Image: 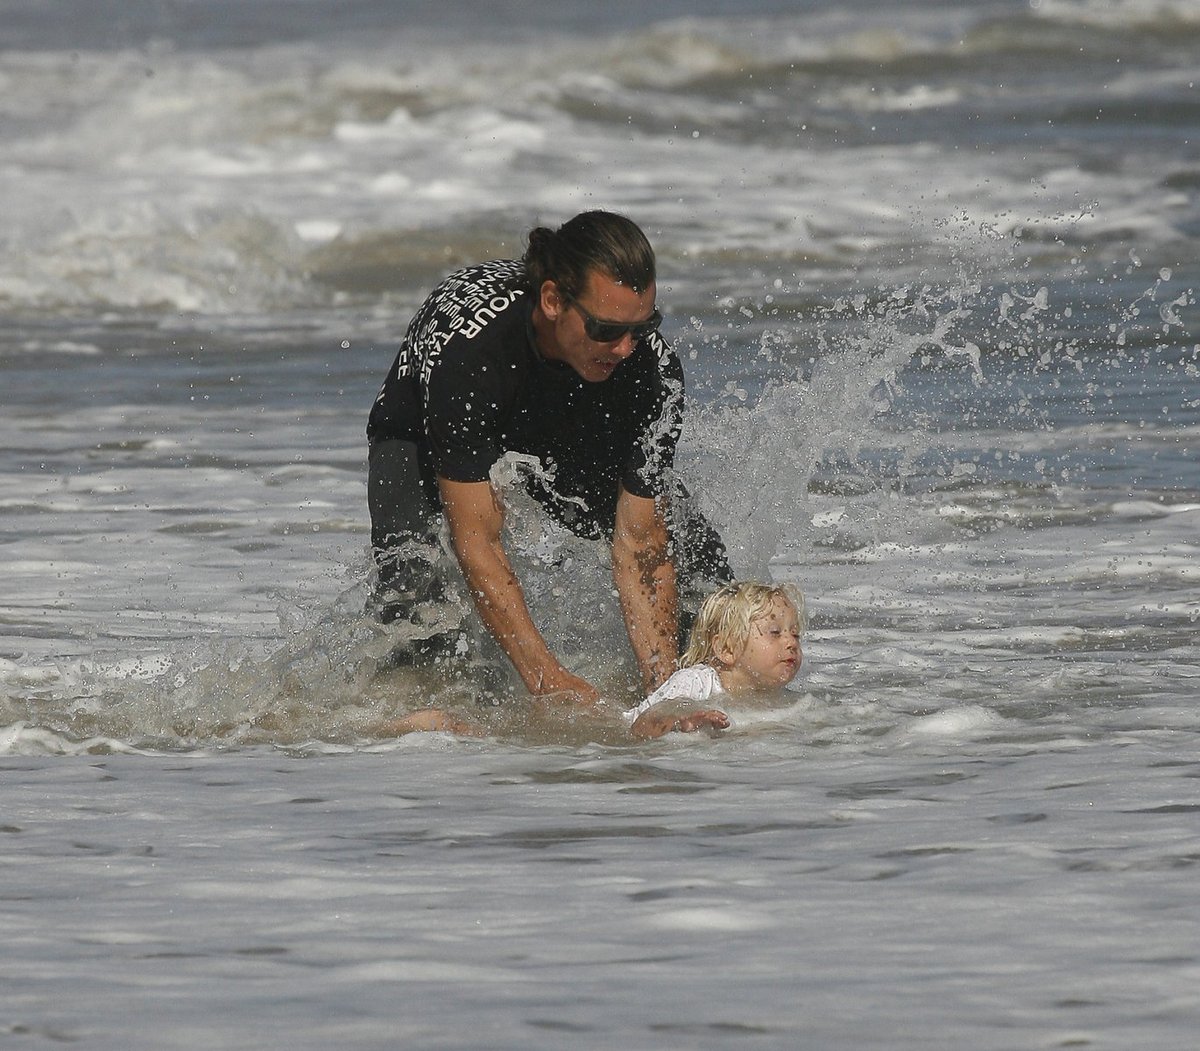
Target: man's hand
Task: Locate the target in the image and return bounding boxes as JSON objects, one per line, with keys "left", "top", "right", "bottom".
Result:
{"left": 532, "top": 665, "right": 600, "bottom": 707}
{"left": 440, "top": 477, "right": 591, "bottom": 700}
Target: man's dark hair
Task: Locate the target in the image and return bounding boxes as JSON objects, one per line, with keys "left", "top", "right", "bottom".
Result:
{"left": 522, "top": 210, "right": 656, "bottom": 299}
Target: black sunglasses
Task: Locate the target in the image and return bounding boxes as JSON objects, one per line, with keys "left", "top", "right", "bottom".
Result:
{"left": 563, "top": 292, "right": 662, "bottom": 344}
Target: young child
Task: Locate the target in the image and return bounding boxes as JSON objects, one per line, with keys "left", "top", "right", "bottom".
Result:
{"left": 625, "top": 581, "right": 805, "bottom": 739}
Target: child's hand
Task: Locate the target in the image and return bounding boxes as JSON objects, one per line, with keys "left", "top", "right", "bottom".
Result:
{"left": 630, "top": 706, "right": 730, "bottom": 740}
{"left": 675, "top": 709, "right": 730, "bottom": 734}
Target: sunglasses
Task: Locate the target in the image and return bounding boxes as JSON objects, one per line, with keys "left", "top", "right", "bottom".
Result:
{"left": 562, "top": 292, "right": 662, "bottom": 344}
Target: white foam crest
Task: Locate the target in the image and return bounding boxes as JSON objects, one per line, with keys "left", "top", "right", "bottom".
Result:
{"left": 1110, "top": 500, "right": 1200, "bottom": 518}
{"left": 1, "top": 16, "right": 1187, "bottom": 314}
{"left": 648, "top": 906, "right": 773, "bottom": 933}
{"left": 1, "top": 200, "right": 310, "bottom": 312}
{"left": 0, "top": 721, "right": 164, "bottom": 757}
{"left": 835, "top": 83, "right": 963, "bottom": 113}
{"left": 12, "top": 339, "right": 102, "bottom": 356}
{"left": 1032, "top": 0, "right": 1200, "bottom": 29}
{"left": 0, "top": 658, "right": 64, "bottom": 689}
{"left": 850, "top": 644, "right": 945, "bottom": 671}
{"left": 1069, "top": 549, "right": 1200, "bottom": 585}
{"left": 677, "top": 688, "right": 816, "bottom": 733}
{"left": 894, "top": 705, "right": 1007, "bottom": 742}
{"left": 610, "top": 11, "right": 972, "bottom": 81}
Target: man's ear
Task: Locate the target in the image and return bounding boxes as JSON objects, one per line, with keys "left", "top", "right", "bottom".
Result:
{"left": 540, "top": 279, "right": 563, "bottom": 320}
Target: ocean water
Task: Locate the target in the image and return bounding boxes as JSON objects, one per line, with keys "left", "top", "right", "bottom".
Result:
{"left": 2, "top": 0, "right": 1199, "bottom": 1047}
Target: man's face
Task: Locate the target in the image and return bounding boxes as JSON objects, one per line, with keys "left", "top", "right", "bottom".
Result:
{"left": 542, "top": 270, "right": 658, "bottom": 383}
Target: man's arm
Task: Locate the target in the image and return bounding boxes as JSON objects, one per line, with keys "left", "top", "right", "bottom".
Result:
{"left": 612, "top": 485, "right": 679, "bottom": 695}
{"left": 438, "top": 477, "right": 598, "bottom": 703}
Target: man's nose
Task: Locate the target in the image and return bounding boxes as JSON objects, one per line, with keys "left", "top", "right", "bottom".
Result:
{"left": 612, "top": 332, "right": 637, "bottom": 357}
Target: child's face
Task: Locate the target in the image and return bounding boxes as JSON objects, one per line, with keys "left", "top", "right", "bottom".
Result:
{"left": 720, "top": 596, "right": 803, "bottom": 693}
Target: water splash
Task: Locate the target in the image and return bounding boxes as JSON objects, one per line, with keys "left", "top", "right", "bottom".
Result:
{"left": 4, "top": 258, "right": 1192, "bottom": 755}
{"left": 684, "top": 280, "right": 986, "bottom": 577}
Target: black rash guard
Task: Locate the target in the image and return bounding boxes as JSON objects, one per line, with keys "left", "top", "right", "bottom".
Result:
{"left": 367, "top": 259, "right": 684, "bottom": 540}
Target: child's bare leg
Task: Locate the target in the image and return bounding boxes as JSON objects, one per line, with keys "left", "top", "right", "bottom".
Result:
{"left": 379, "top": 708, "right": 484, "bottom": 736}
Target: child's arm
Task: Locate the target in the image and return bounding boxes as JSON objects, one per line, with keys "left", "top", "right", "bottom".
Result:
{"left": 630, "top": 707, "right": 730, "bottom": 740}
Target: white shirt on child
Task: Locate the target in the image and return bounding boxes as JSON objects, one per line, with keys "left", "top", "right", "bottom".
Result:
{"left": 623, "top": 664, "right": 724, "bottom": 723}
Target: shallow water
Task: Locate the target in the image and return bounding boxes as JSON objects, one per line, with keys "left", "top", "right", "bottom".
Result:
{"left": 3, "top": 0, "right": 1199, "bottom": 1046}
{"left": 6, "top": 742, "right": 1199, "bottom": 1049}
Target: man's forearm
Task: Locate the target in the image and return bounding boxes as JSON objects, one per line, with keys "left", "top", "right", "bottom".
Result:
{"left": 613, "top": 530, "right": 678, "bottom": 694}
{"left": 440, "top": 476, "right": 595, "bottom": 700}
{"left": 452, "top": 532, "right": 560, "bottom": 692}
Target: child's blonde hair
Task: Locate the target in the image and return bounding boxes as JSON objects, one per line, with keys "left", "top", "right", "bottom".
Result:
{"left": 680, "top": 581, "right": 807, "bottom": 669}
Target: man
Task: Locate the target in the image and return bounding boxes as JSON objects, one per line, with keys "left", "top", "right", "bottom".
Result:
{"left": 367, "top": 210, "right": 730, "bottom": 704}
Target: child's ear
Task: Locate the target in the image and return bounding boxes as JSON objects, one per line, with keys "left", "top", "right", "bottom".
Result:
{"left": 714, "top": 638, "right": 741, "bottom": 668}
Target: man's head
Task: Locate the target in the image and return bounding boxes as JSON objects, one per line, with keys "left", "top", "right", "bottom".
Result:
{"left": 524, "top": 211, "right": 661, "bottom": 383}
{"left": 523, "top": 210, "right": 656, "bottom": 300}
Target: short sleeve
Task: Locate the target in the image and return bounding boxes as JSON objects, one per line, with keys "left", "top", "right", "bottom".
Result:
{"left": 620, "top": 331, "right": 684, "bottom": 498}
{"left": 623, "top": 665, "right": 723, "bottom": 722}
{"left": 423, "top": 343, "right": 511, "bottom": 482}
